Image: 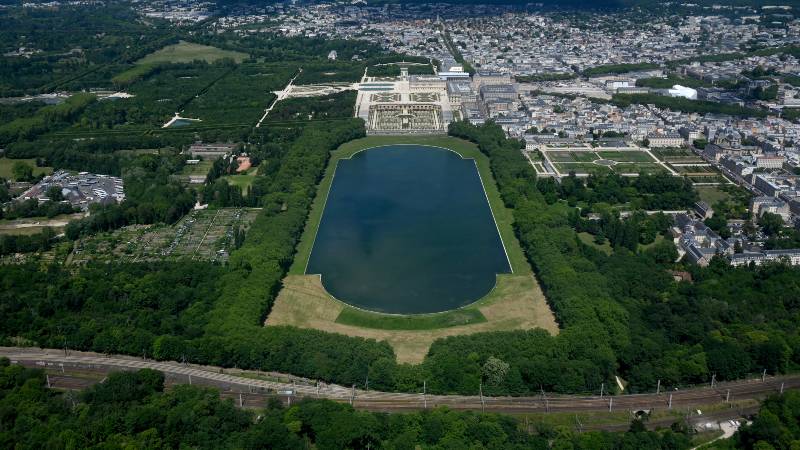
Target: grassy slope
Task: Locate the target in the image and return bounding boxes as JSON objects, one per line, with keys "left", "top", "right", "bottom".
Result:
{"left": 221, "top": 174, "right": 256, "bottom": 193}
{"left": 0, "top": 158, "right": 53, "bottom": 179}
{"left": 137, "top": 41, "right": 248, "bottom": 65}
{"left": 335, "top": 307, "right": 487, "bottom": 330}
{"left": 696, "top": 185, "right": 732, "bottom": 205}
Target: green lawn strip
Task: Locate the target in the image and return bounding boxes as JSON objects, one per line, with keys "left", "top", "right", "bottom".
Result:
{"left": 111, "top": 63, "right": 161, "bottom": 85}
{"left": 136, "top": 41, "right": 248, "bottom": 65}
{"left": 545, "top": 151, "right": 577, "bottom": 162}
{"left": 222, "top": 174, "right": 256, "bottom": 192}
{"left": 554, "top": 162, "right": 612, "bottom": 175}
{"left": 289, "top": 135, "right": 529, "bottom": 275}
{"left": 638, "top": 234, "right": 666, "bottom": 251}
{"left": 577, "top": 231, "right": 613, "bottom": 256}
{"left": 569, "top": 151, "right": 599, "bottom": 162}
{"left": 596, "top": 150, "right": 656, "bottom": 162}
{"left": 613, "top": 163, "right": 664, "bottom": 173}
{"left": 180, "top": 160, "right": 214, "bottom": 177}
{"left": 335, "top": 306, "right": 487, "bottom": 330}
{"left": 0, "top": 225, "right": 60, "bottom": 236}
{"left": 0, "top": 158, "right": 53, "bottom": 179}
{"left": 695, "top": 185, "right": 731, "bottom": 205}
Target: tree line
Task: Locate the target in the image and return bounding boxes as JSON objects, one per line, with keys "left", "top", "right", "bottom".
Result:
{"left": 0, "top": 361, "right": 699, "bottom": 450}
{"left": 4, "top": 359, "right": 797, "bottom": 449}
{"left": 611, "top": 93, "right": 768, "bottom": 118}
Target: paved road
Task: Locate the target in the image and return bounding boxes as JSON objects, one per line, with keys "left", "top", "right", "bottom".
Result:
{"left": 3, "top": 347, "right": 796, "bottom": 415}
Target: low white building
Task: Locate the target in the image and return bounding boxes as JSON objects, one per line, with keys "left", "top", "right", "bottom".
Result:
{"left": 668, "top": 84, "right": 698, "bottom": 100}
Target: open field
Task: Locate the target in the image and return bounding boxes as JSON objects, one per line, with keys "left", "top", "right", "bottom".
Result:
{"left": 577, "top": 231, "right": 612, "bottom": 255}
{"left": 553, "top": 162, "right": 612, "bottom": 175}
{"left": 0, "top": 158, "right": 53, "bottom": 179}
{"left": 596, "top": 150, "right": 656, "bottom": 162}
{"left": 670, "top": 164, "right": 717, "bottom": 176}
{"left": 70, "top": 208, "right": 259, "bottom": 264}
{"left": 222, "top": 168, "right": 258, "bottom": 193}
{"left": 0, "top": 213, "right": 83, "bottom": 237}
{"left": 651, "top": 147, "right": 704, "bottom": 163}
{"left": 542, "top": 148, "right": 671, "bottom": 176}
{"left": 137, "top": 41, "right": 248, "bottom": 65}
{"left": 613, "top": 162, "right": 664, "bottom": 174}
{"left": 179, "top": 159, "right": 214, "bottom": 179}
{"left": 268, "top": 273, "right": 558, "bottom": 364}
{"left": 270, "top": 135, "right": 557, "bottom": 363}
{"left": 696, "top": 185, "right": 732, "bottom": 205}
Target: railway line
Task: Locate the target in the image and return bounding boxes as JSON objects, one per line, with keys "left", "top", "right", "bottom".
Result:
{"left": 3, "top": 346, "right": 795, "bottom": 416}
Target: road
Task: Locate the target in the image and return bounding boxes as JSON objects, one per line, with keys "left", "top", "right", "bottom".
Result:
{"left": 255, "top": 68, "right": 302, "bottom": 128}
{"left": 2, "top": 347, "right": 795, "bottom": 417}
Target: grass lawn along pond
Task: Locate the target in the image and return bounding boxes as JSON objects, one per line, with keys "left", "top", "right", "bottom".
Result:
{"left": 305, "top": 144, "right": 511, "bottom": 314}
{"left": 267, "top": 136, "right": 557, "bottom": 363}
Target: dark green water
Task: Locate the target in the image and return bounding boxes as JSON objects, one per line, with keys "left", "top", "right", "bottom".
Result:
{"left": 306, "top": 144, "right": 511, "bottom": 314}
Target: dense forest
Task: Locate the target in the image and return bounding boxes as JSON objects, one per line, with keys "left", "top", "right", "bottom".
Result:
{"left": 0, "top": 360, "right": 701, "bottom": 449}
{"left": 3, "top": 360, "right": 800, "bottom": 449}
{"left": 582, "top": 62, "right": 659, "bottom": 77}
{"left": 611, "top": 93, "right": 768, "bottom": 118}
{"left": 0, "top": 4, "right": 175, "bottom": 96}
{"left": 267, "top": 91, "right": 357, "bottom": 123}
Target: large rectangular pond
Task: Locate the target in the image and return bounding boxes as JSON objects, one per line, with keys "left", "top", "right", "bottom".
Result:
{"left": 306, "top": 144, "right": 511, "bottom": 314}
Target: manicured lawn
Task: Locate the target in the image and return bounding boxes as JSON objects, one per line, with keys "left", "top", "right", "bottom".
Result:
{"left": 596, "top": 150, "right": 656, "bottom": 162}
{"left": 613, "top": 162, "right": 664, "bottom": 174}
{"left": 268, "top": 272, "right": 558, "bottom": 363}
{"left": 547, "top": 151, "right": 579, "bottom": 162}
{"left": 639, "top": 234, "right": 666, "bottom": 250}
{"left": 577, "top": 232, "right": 613, "bottom": 255}
{"left": 554, "top": 162, "right": 612, "bottom": 175}
{"left": 335, "top": 307, "right": 487, "bottom": 330}
{"left": 696, "top": 185, "right": 731, "bottom": 205}
{"left": 0, "top": 158, "right": 53, "bottom": 180}
{"left": 221, "top": 174, "right": 256, "bottom": 194}
{"left": 137, "top": 41, "right": 248, "bottom": 65}
{"left": 180, "top": 160, "right": 213, "bottom": 177}
{"left": 569, "top": 151, "right": 600, "bottom": 162}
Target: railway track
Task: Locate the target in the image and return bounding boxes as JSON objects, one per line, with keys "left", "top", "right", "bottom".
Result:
{"left": 3, "top": 347, "right": 794, "bottom": 415}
